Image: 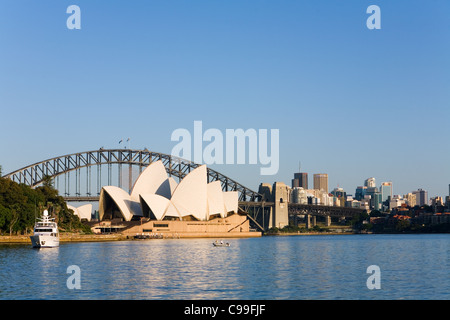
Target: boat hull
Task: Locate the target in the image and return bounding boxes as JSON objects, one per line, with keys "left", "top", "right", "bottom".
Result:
{"left": 30, "top": 235, "right": 59, "bottom": 248}
{"left": 213, "top": 242, "right": 230, "bottom": 247}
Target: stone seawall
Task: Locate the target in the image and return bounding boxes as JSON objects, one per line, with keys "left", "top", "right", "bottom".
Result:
{"left": 0, "top": 234, "right": 127, "bottom": 244}
{"left": 0, "top": 231, "right": 261, "bottom": 244}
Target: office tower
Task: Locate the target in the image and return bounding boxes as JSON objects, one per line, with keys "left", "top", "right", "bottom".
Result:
{"left": 381, "top": 182, "right": 393, "bottom": 203}
{"left": 413, "top": 188, "right": 428, "bottom": 206}
{"left": 373, "top": 192, "right": 382, "bottom": 211}
{"left": 431, "top": 196, "right": 443, "bottom": 207}
{"left": 292, "top": 172, "right": 308, "bottom": 189}
{"left": 355, "top": 186, "right": 367, "bottom": 201}
{"left": 313, "top": 173, "right": 328, "bottom": 193}
{"left": 331, "top": 187, "right": 346, "bottom": 198}
{"left": 366, "top": 187, "right": 378, "bottom": 197}
{"left": 364, "top": 177, "right": 376, "bottom": 188}
{"left": 405, "top": 192, "right": 416, "bottom": 207}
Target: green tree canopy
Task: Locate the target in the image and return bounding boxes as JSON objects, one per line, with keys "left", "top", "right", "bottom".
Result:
{"left": 0, "top": 177, "right": 90, "bottom": 235}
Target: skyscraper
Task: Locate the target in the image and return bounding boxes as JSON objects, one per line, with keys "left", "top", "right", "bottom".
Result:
{"left": 380, "top": 182, "right": 393, "bottom": 203}
{"left": 355, "top": 186, "right": 367, "bottom": 201}
{"left": 373, "top": 192, "right": 382, "bottom": 211}
{"left": 292, "top": 172, "right": 308, "bottom": 189}
{"left": 313, "top": 173, "right": 328, "bottom": 193}
{"left": 413, "top": 189, "right": 428, "bottom": 206}
{"left": 364, "top": 177, "right": 376, "bottom": 188}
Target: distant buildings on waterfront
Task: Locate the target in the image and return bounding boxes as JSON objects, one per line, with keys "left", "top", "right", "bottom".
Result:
{"left": 289, "top": 170, "right": 450, "bottom": 214}
{"left": 291, "top": 172, "right": 308, "bottom": 189}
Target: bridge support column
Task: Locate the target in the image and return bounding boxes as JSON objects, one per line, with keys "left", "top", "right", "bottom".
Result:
{"left": 325, "top": 215, "right": 331, "bottom": 227}
{"left": 267, "top": 182, "right": 289, "bottom": 229}
{"left": 305, "top": 214, "right": 311, "bottom": 229}
{"left": 312, "top": 215, "right": 316, "bottom": 227}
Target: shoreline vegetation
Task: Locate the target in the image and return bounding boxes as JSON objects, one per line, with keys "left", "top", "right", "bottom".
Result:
{"left": 0, "top": 174, "right": 91, "bottom": 236}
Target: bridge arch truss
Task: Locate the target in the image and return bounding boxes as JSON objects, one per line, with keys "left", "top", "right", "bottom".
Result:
{"left": 3, "top": 149, "right": 261, "bottom": 202}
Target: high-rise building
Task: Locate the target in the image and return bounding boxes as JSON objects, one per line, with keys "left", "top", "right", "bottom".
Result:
{"left": 405, "top": 192, "right": 416, "bottom": 207}
{"left": 331, "top": 187, "right": 346, "bottom": 198}
{"left": 313, "top": 174, "right": 328, "bottom": 193}
{"left": 373, "top": 192, "right": 382, "bottom": 211}
{"left": 291, "top": 172, "right": 308, "bottom": 189}
{"left": 364, "top": 177, "right": 376, "bottom": 188}
{"left": 355, "top": 186, "right": 367, "bottom": 201}
{"left": 430, "top": 196, "right": 443, "bottom": 207}
{"left": 381, "top": 182, "right": 393, "bottom": 203}
{"left": 413, "top": 189, "right": 428, "bottom": 206}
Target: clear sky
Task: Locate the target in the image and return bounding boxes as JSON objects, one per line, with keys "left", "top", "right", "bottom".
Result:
{"left": 1, "top": 0, "right": 449, "bottom": 198}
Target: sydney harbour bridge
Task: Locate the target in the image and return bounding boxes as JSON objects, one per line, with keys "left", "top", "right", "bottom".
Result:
{"left": 2, "top": 148, "right": 364, "bottom": 231}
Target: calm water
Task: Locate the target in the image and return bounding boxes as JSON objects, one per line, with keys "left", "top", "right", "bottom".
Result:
{"left": 0, "top": 234, "right": 449, "bottom": 300}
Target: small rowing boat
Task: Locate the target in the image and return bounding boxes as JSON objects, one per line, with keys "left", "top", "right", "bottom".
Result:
{"left": 213, "top": 240, "right": 230, "bottom": 247}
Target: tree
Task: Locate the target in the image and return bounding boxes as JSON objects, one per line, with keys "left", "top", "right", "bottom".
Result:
{"left": 7, "top": 204, "right": 20, "bottom": 236}
{"left": 395, "top": 219, "right": 411, "bottom": 232}
{"left": 0, "top": 205, "right": 8, "bottom": 234}
{"left": 350, "top": 210, "right": 370, "bottom": 231}
{"left": 42, "top": 175, "right": 54, "bottom": 188}
{"left": 370, "top": 210, "right": 383, "bottom": 217}
{"left": 0, "top": 175, "right": 91, "bottom": 234}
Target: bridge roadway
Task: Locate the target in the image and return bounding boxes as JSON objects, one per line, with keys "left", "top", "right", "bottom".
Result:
{"left": 239, "top": 201, "right": 365, "bottom": 218}
{"left": 238, "top": 201, "right": 365, "bottom": 231}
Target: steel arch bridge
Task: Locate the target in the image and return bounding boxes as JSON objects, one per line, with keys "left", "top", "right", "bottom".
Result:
{"left": 2, "top": 148, "right": 261, "bottom": 202}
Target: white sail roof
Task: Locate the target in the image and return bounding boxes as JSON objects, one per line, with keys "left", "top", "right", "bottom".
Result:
{"left": 139, "top": 194, "right": 170, "bottom": 220}
{"left": 68, "top": 204, "right": 92, "bottom": 221}
{"left": 99, "top": 186, "right": 134, "bottom": 221}
{"left": 130, "top": 161, "right": 168, "bottom": 199}
{"left": 207, "top": 181, "right": 226, "bottom": 218}
{"left": 99, "top": 161, "right": 238, "bottom": 221}
{"left": 223, "top": 191, "right": 239, "bottom": 214}
{"left": 170, "top": 165, "right": 208, "bottom": 221}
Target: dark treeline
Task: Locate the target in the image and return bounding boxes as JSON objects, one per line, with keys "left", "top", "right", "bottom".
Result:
{"left": 0, "top": 175, "right": 90, "bottom": 235}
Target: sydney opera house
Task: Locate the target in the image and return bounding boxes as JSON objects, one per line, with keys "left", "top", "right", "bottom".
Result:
{"left": 94, "top": 161, "right": 259, "bottom": 238}
{"left": 68, "top": 204, "right": 92, "bottom": 221}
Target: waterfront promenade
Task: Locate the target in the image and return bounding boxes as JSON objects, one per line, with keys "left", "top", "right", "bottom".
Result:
{"left": 0, "top": 234, "right": 127, "bottom": 244}
{"left": 0, "top": 231, "right": 262, "bottom": 244}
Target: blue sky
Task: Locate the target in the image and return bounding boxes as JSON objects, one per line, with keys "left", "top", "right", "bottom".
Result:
{"left": 1, "top": 0, "right": 449, "bottom": 198}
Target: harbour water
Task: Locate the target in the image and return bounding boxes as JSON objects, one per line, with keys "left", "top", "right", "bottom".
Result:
{"left": 0, "top": 234, "right": 449, "bottom": 300}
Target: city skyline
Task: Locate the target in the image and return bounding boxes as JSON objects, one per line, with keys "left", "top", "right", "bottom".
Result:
{"left": 0, "top": 1, "right": 449, "bottom": 199}
{"left": 291, "top": 170, "right": 443, "bottom": 204}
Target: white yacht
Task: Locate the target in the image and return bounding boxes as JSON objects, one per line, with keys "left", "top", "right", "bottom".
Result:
{"left": 30, "top": 210, "right": 59, "bottom": 248}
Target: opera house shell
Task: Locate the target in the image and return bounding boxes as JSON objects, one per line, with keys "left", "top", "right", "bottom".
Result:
{"left": 68, "top": 204, "right": 92, "bottom": 221}
{"left": 99, "top": 161, "right": 238, "bottom": 222}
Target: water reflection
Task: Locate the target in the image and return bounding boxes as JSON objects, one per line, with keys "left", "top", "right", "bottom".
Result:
{"left": 0, "top": 234, "right": 449, "bottom": 300}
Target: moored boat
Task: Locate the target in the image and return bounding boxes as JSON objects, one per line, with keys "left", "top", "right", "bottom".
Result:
{"left": 30, "top": 210, "right": 59, "bottom": 248}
